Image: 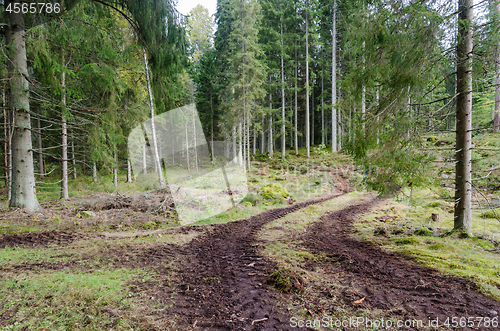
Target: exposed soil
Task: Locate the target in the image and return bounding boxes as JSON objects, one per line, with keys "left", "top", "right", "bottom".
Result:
{"left": 302, "top": 202, "right": 500, "bottom": 330}
{"left": 0, "top": 231, "right": 91, "bottom": 249}
{"left": 2, "top": 196, "right": 500, "bottom": 330}
{"left": 155, "top": 195, "right": 341, "bottom": 331}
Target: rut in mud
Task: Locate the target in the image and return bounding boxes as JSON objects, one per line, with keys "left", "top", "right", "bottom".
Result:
{"left": 302, "top": 203, "right": 500, "bottom": 330}
{"left": 0, "top": 231, "right": 91, "bottom": 249}
{"left": 158, "top": 195, "right": 341, "bottom": 331}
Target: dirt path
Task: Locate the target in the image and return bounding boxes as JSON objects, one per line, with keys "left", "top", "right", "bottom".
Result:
{"left": 159, "top": 195, "right": 341, "bottom": 331}
{"left": 302, "top": 202, "right": 500, "bottom": 330}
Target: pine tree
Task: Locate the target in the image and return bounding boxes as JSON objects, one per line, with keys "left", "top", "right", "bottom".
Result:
{"left": 454, "top": 0, "right": 473, "bottom": 233}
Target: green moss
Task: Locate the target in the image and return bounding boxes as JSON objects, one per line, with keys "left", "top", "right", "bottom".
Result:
{"left": 482, "top": 208, "right": 500, "bottom": 219}
{"left": 260, "top": 183, "right": 290, "bottom": 201}
{"left": 395, "top": 237, "right": 418, "bottom": 245}
{"left": 415, "top": 228, "right": 433, "bottom": 236}
{"left": 143, "top": 221, "right": 157, "bottom": 229}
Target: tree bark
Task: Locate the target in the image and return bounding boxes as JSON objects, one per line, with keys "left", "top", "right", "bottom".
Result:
{"left": 321, "top": 67, "right": 325, "bottom": 145}
{"left": 454, "top": 0, "right": 473, "bottom": 233}
{"left": 143, "top": 49, "right": 166, "bottom": 188}
{"left": 113, "top": 149, "right": 118, "bottom": 188}
{"left": 495, "top": 0, "right": 500, "bottom": 132}
{"left": 142, "top": 143, "right": 147, "bottom": 174}
{"left": 127, "top": 158, "right": 133, "bottom": 183}
{"left": 295, "top": 37, "right": 298, "bottom": 155}
{"left": 268, "top": 86, "right": 273, "bottom": 157}
{"left": 37, "top": 113, "right": 44, "bottom": 179}
{"left": 92, "top": 162, "right": 97, "bottom": 182}
{"left": 71, "top": 132, "right": 76, "bottom": 179}
{"left": 332, "top": 0, "right": 337, "bottom": 152}
{"left": 305, "top": 0, "right": 310, "bottom": 157}
{"left": 3, "top": 85, "right": 10, "bottom": 190}
{"left": 281, "top": 18, "right": 286, "bottom": 158}
{"left": 7, "top": 3, "right": 40, "bottom": 211}
{"left": 61, "top": 50, "right": 69, "bottom": 200}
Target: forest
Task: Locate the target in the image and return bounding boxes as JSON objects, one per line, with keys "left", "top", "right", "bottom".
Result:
{"left": 1, "top": 0, "right": 500, "bottom": 329}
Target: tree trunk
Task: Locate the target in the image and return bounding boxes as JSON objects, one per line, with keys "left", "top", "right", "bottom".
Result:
{"left": 192, "top": 108, "right": 198, "bottom": 171}
{"left": 71, "top": 132, "right": 76, "bottom": 179}
{"left": 127, "top": 158, "right": 133, "bottom": 183}
{"left": 92, "top": 162, "right": 97, "bottom": 183}
{"left": 305, "top": 0, "right": 310, "bottom": 158}
{"left": 295, "top": 37, "right": 299, "bottom": 155}
{"left": 142, "top": 144, "right": 147, "bottom": 174}
{"left": 143, "top": 49, "right": 166, "bottom": 188}
{"left": 210, "top": 86, "right": 215, "bottom": 161}
{"left": 454, "top": 0, "right": 473, "bottom": 233}
{"left": 7, "top": 5, "right": 40, "bottom": 211}
{"left": 361, "top": 41, "right": 366, "bottom": 132}
{"left": 247, "top": 113, "right": 251, "bottom": 170}
{"left": 3, "top": 86, "right": 10, "bottom": 189}
{"left": 321, "top": 67, "right": 325, "bottom": 145}
{"left": 61, "top": 51, "right": 69, "bottom": 200}
{"left": 332, "top": 0, "right": 337, "bottom": 152}
{"left": 253, "top": 125, "right": 256, "bottom": 155}
{"left": 281, "top": 18, "right": 286, "bottom": 158}
{"left": 238, "top": 121, "right": 243, "bottom": 168}
{"left": 113, "top": 149, "right": 118, "bottom": 188}
{"left": 261, "top": 117, "right": 265, "bottom": 154}
{"left": 268, "top": 89, "right": 273, "bottom": 157}
{"left": 233, "top": 126, "right": 237, "bottom": 162}
{"left": 185, "top": 125, "right": 190, "bottom": 171}
{"left": 495, "top": 0, "right": 500, "bottom": 132}
{"left": 36, "top": 112, "right": 44, "bottom": 179}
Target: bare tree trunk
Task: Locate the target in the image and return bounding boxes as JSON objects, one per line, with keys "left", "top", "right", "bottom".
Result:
{"left": 305, "top": 0, "right": 310, "bottom": 157}
{"left": 127, "top": 158, "right": 133, "bottom": 183}
{"left": 142, "top": 144, "right": 147, "bottom": 174}
{"left": 361, "top": 40, "right": 366, "bottom": 132}
{"left": 185, "top": 125, "right": 190, "bottom": 171}
{"left": 37, "top": 120, "right": 44, "bottom": 182}
{"left": 246, "top": 113, "right": 251, "bottom": 170}
{"left": 495, "top": 0, "right": 500, "bottom": 132}
{"left": 192, "top": 109, "right": 198, "bottom": 171}
{"left": 281, "top": 18, "right": 286, "bottom": 158}
{"left": 71, "top": 132, "right": 76, "bottom": 179}
{"left": 253, "top": 125, "right": 256, "bottom": 155}
{"left": 243, "top": 113, "right": 247, "bottom": 172}
{"left": 6, "top": 6, "right": 39, "bottom": 211}
{"left": 376, "top": 87, "right": 380, "bottom": 145}
{"left": 92, "top": 162, "right": 97, "bottom": 182}
{"left": 321, "top": 67, "right": 325, "bottom": 145}
{"left": 454, "top": 0, "right": 473, "bottom": 233}
{"left": 312, "top": 81, "right": 315, "bottom": 146}
{"left": 3, "top": 85, "right": 10, "bottom": 189}
{"left": 61, "top": 51, "right": 69, "bottom": 200}
{"left": 113, "top": 149, "right": 118, "bottom": 188}
{"left": 233, "top": 126, "right": 237, "bottom": 162}
{"left": 268, "top": 87, "right": 274, "bottom": 157}
{"left": 143, "top": 48, "right": 166, "bottom": 188}
{"left": 210, "top": 87, "right": 215, "bottom": 161}
{"left": 261, "top": 118, "right": 265, "bottom": 154}
{"left": 238, "top": 122, "right": 243, "bottom": 168}
{"left": 332, "top": 0, "right": 337, "bottom": 152}
{"left": 295, "top": 37, "right": 298, "bottom": 155}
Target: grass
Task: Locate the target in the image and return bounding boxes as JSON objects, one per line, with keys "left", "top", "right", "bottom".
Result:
{"left": 257, "top": 192, "right": 402, "bottom": 330}
{"left": 0, "top": 268, "right": 142, "bottom": 330}
{"left": 353, "top": 189, "right": 500, "bottom": 301}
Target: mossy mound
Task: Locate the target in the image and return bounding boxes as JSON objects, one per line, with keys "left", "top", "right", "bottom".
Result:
{"left": 260, "top": 183, "right": 290, "bottom": 201}
{"left": 482, "top": 208, "right": 500, "bottom": 219}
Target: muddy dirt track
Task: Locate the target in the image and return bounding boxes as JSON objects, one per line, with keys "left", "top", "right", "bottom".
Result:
{"left": 302, "top": 203, "right": 500, "bottom": 330}
{"left": 158, "top": 195, "right": 340, "bottom": 331}
{"left": 2, "top": 196, "right": 500, "bottom": 330}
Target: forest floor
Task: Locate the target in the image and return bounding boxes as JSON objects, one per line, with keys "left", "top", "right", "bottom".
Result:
{"left": 0, "top": 145, "right": 500, "bottom": 330}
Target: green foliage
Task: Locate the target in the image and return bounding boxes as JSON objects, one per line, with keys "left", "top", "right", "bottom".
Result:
{"left": 482, "top": 208, "right": 500, "bottom": 219}
{"left": 260, "top": 183, "right": 289, "bottom": 201}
